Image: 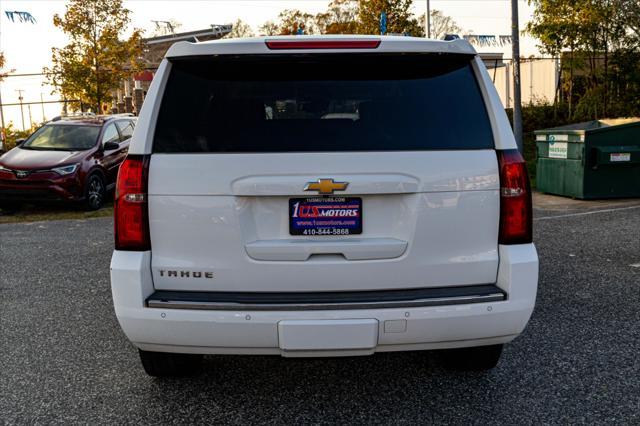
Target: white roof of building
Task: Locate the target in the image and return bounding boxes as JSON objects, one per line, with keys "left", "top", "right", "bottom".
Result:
{"left": 165, "top": 35, "right": 477, "bottom": 58}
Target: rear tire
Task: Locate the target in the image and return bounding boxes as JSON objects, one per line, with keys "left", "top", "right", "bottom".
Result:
{"left": 442, "top": 344, "right": 503, "bottom": 371}
{"left": 138, "top": 350, "right": 203, "bottom": 377}
{"left": 84, "top": 174, "right": 105, "bottom": 211}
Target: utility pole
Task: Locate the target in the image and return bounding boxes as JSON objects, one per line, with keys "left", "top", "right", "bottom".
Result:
{"left": 27, "top": 104, "right": 33, "bottom": 129}
{"left": 16, "top": 89, "right": 26, "bottom": 131}
{"left": 40, "top": 93, "right": 46, "bottom": 122}
{"left": 0, "top": 87, "right": 5, "bottom": 149}
{"left": 511, "top": 0, "right": 523, "bottom": 153}
{"left": 426, "top": 0, "right": 431, "bottom": 38}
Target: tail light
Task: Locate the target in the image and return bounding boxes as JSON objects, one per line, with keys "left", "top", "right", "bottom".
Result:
{"left": 114, "top": 155, "right": 150, "bottom": 251}
{"left": 497, "top": 149, "right": 532, "bottom": 244}
{"left": 265, "top": 40, "right": 381, "bottom": 50}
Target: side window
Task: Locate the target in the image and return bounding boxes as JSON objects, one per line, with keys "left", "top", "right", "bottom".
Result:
{"left": 101, "top": 123, "right": 120, "bottom": 145}
{"left": 116, "top": 120, "right": 134, "bottom": 141}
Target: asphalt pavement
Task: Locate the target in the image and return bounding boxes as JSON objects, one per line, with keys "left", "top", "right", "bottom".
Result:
{"left": 1, "top": 200, "right": 639, "bottom": 424}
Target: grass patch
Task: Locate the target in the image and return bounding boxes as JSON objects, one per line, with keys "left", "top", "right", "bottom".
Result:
{"left": 0, "top": 202, "right": 113, "bottom": 224}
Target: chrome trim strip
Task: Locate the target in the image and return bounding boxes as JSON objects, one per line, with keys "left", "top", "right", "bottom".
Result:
{"left": 147, "top": 293, "right": 505, "bottom": 311}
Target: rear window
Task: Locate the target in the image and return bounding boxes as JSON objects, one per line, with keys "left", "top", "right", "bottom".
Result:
{"left": 153, "top": 53, "right": 493, "bottom": 153}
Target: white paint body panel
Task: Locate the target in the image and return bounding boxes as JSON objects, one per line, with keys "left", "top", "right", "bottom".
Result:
{"left": 112, "top": 35, "right": 539, "bottom": 356}
{"left": 245, "top": 238, "right": 408, "bottom": 261}
{"left": 148, "top": 151, "right": 498, "bottom": 196}
{"left": 472, "top": 57, "right": 518, "bottom": 150}
{"left": 278, "top": 319, "right": 379, "bottom": 351}
{"left": 148, "top": 151, "right": 500, "bottom": 292}
{"left": 165, "top": 36, "right": 476, "bottom": 59}
{"left": 110, "top": 244, "right": 538, "bottom": 356}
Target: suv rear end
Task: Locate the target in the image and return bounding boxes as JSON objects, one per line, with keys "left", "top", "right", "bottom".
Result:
{"left": 110, "top": 36, "right": 538, "bottom": 376}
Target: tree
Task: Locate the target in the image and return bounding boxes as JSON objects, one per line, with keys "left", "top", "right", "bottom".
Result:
{"left": 418, "top": 9, "right": 461, "bottom": 40}
{"left": 526, "top": 0, "right": 640, "bottom": 118}
{"left": 262, "top": 0, "right": 426, "bottom": 36}
{"left": 316, "top": 0, "right": 359, "bottom": 34}
{"left": 225, "top": 18, "right": 255, "bottom": 39}
{"left": 621, "top": 0, "right": 640, "bottom": 47}
{"left": 526, "top": 0, "right": 583, "bottom": 115}
{"left": 273, "top": 9, "right": 319, "bottom": 35}
{"left": 44, "top": 0, "right": 143, "bottom": 113}
{"left": 357, "top": 0, "right": 424, "bottom": 36}
{"left": 259, "top": 21, "right": 280, "bottom": 36}
{"left": 0, "top": 52, "right": 7, "bottom": 83}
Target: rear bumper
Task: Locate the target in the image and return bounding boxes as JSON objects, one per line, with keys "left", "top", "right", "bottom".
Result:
{"left": 146, "top": 285, "right": 506, "bottom": 311}
{"left": 110, "top": 244, "right": 538, "bottom": 357}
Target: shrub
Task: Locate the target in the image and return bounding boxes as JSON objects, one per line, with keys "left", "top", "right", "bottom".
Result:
{"left": 2, "top": 122, "right": 40, "bottom": 152}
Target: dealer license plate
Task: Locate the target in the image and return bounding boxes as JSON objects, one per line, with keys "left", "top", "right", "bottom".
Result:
{"left": 289, "top": 197, "right": 362, "bottom": 236}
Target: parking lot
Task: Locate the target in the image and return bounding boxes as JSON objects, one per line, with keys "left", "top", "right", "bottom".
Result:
{"left": 1, "top": 195, "right": 639, "bottom": 424}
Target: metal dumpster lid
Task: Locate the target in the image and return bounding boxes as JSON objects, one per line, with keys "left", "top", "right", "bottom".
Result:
{"left": 534, "top": 117, "right": 640, "bottom": 135}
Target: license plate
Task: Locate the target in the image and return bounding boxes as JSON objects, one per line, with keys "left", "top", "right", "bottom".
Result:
{"left": 610, "top": 153, "right": 631, "bottom": 162}
{"left": 289, "top": 197, "right": 362, "bottom": 236}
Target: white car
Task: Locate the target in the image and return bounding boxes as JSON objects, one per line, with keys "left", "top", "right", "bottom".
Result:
{"left": 110, "top": 36, "right": 538, "bottom": 377}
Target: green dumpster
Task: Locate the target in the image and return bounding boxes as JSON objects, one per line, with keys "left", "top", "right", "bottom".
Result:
{"left": 535, "top": 118, "right": 640, "bottom": 199}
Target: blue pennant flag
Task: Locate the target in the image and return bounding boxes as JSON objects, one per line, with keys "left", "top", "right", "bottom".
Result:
{"left": 380, "top": 11, "right": 387, "bottom": 35}
{"left": 5, "top": 11, "right": 37, "bottom": 24}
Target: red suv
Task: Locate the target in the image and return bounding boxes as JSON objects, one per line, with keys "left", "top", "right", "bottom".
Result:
{"left": 0, "top": 114, "right": 135, "bottom": 210}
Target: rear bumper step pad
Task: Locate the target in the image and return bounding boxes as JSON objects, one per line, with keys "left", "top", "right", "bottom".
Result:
{"left": 146, "top": 285, "right": 505, "bottom": 311}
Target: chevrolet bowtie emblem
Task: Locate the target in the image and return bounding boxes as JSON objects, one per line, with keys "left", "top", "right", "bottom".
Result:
{"left": 304, "top": 178, "right": 348, "bottom": 194}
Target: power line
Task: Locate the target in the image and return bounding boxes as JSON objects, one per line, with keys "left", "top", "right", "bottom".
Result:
{"left": 0, "top": 99, "right": 80, "bottom": 107}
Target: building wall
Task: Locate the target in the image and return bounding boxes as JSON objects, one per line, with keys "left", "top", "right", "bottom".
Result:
{"left": 491, "top": 58, "right": 560, "bottom": 108}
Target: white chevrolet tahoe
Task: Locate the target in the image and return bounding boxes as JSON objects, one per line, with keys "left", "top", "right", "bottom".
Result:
{"left": 110, "top": 36, "right": 538, "bottom": 377}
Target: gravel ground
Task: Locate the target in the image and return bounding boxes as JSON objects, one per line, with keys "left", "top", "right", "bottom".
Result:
{"left": 1, "top": 204, "right": 639, "bottom": 424}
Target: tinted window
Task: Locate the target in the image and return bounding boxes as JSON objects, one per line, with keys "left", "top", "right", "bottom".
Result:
{"left": 22, "top": 124, "right": 100, "bottom": 151}
{"left": 154, "top": 54, "right": 493, "bottom": 153}
{"left": 101, "top": 123, "right": 120, "bottom": 145}
{"left": 116, "top": 120, "right": 134, "bottom": 140}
